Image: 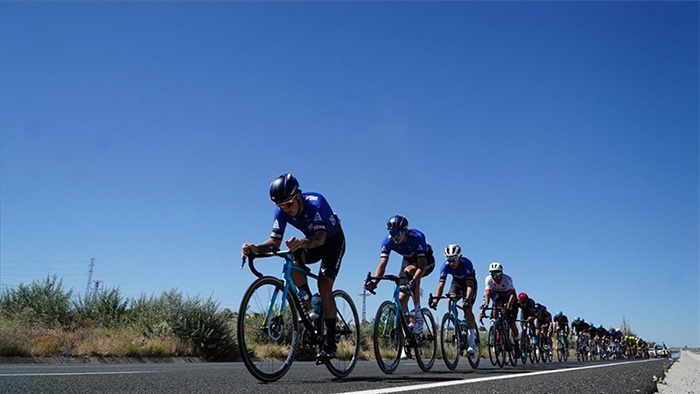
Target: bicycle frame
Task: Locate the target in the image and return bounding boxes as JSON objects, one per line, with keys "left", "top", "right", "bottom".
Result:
{"left": 243, "top": 250, "right": 321, "bottom": 335}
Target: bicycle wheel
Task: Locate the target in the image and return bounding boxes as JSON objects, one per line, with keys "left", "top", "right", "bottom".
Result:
{"left": 520, "top": 331, "right": 529, "bottom": 365}
{"left": 440, "top": 313, "right": 459, "bottom": 370}
{"left": 237, "top": 276, "right": 299, "bottom": 382}
{"left": 415, "top": 308, "right": 437, "bottom": 372}
{"left": 557, "top": 339, "right": 563, "bottom": 362}
{"left": 487, "top": 325, "right": 498, "bottom": 366}
{"left": 373, "top": 300, "right": 402, "bottom": 374}
{"left": 467, "top": 327, "right": 481, "bottom": 369}
{"left": 501, "top": 325, "right": 515, "bottom": 367}
{"left": 325, "top": 289, "right": 360, "bottom": 378}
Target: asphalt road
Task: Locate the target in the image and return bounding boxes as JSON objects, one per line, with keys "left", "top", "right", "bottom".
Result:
{"left": 0, "top": 358, "right": 670, "bottom": 394}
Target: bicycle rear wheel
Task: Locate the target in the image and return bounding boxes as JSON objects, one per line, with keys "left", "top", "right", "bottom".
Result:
{"left": 373, "top": 300, "right": 402, "bottom": 374}
{"left": 440, "top": 313, "right": 459, "bottom": 370}
{"left": 325, "top": 290, "right": 360, "bottom": 378}
{"left": 415, "top": 308, "right": 436, "bottom": 372}
{"left": 237, "top": 276, "right": 298, "bottom": 382}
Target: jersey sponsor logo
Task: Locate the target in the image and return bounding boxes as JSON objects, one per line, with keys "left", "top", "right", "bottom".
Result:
{"left": 273, "top": 219, "right": 280, "bottom": 230}
{"left": 314, "top": 212, "right": 323, "bottom": 222}
{"left": 329, "top": 214, "right": 336, "bottom": 226}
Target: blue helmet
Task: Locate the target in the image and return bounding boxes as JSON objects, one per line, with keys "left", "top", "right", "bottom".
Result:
{"left": 555, "top": 310, "right": 562, "bottom": 317}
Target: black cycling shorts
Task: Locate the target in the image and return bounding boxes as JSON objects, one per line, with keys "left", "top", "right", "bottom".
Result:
{"left": 293, "top": 229, "right": 345, "bottom": 281}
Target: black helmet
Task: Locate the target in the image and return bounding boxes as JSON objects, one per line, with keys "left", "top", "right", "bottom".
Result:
{"left": 269, "top": 173, "right": 299, "bottom": 202}
{"left": 386, "top": 215, "right": 409, "bottom": 232}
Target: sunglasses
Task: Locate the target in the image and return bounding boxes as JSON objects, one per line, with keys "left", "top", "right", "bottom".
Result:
{"left": 490, "top": 271, "right": 502, "bottom": 277}
{"left": 276, "top": 196, "right": 295, "bottom": 209}
{"left": 447, "top": 258, "right": 460, "bottom": 264}
{"left": 389, "top": 230, "right": 405, "bottom": 237}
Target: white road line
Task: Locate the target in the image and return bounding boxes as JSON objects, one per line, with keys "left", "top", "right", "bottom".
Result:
{"left": 1, "top": 371, "right": 154, "bottom": 377}
{"left": 336, "top": 359, "right": 658, "bottom": 394}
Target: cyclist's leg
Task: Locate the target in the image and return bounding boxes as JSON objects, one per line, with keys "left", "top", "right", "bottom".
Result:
{"left": 291, "top": 249, "right": 313, "bottom": 295}
{"left": 463, "top": 279, "right": 478, "bottom": 348}
{"left": 313, "top": 231, "right": 346, "bottom": 358}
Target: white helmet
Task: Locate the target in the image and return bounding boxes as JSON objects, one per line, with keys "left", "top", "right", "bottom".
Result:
{"left": 489, "top": 261, "right": 503, "bottom": 272}
{"left": 443, "top": 244, "right": 462, "bottom": 260}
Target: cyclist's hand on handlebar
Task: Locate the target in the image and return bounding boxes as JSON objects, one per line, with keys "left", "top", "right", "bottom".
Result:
{"left": 429, "top": 299, "right": 438, "bottom": 310}
{"left": 285, "top": 237, "right": 304, "bottom": 252}
{"left": 364, "top": 281, "right": 377, "bottom": 292}
{"left": 241, "top": 243, "right": 258, "bottom": 257}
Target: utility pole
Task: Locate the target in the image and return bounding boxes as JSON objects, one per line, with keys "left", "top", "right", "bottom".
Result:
{"left": 358, "top": 288, "right": 368, "bottom": 324}
{"left": 85, "top": 257, "right": 95, "bottom": 297}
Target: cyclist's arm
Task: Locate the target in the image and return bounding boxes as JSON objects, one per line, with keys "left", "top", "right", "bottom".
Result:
{"left": 481, "top": 289, "right": 491, "bottom": 310}
{"left": 242, "top": 238, "right": 282, "bottom": 255}
{"left": 373, "top": 256, "right": 390, "bottom": 283}
{"left": 434, "top": 280, "right": 446, "bottom": 298}
{"left": 290, "top": 229, "right": 327, "bottom": 250}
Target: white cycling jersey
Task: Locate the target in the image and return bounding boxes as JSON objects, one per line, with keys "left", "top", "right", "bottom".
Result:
{"left": 484, "top": 273, "right": 515, "bottom": 298}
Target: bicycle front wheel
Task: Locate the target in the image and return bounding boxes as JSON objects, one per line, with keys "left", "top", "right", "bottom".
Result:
{"left": 440, "top": 313, "right": 459, "bottom": 370}
{"left": 415, "top": 308, "right": 437, "bottom": 372}
{"left": 520, "top": 331, "right": 530, "bottom": 364}
{"left": 237, "top": 276, "right": 299, "bottom": 382}
{"left": 325, "top": 289, "right": 360, "bottom": 378}
{"left": 467, "top": 328, "right": 481, "bottom": 369}
{"left": 487, "top": 325, "right": 498, "bottom": 366}
{"left": 373, "top": 300, "right": 402, "bottom": 374}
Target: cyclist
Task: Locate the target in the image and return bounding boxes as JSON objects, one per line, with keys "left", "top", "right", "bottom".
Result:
{"left": 517, "top": 292, "right": 537, "bottom": 340}
{"left": 534, "top": 303, "right": 553, "bottom": 356}
{"left": 365, "top": 215, "right": 435, "bottom": 334}
{"left": 428, "top": 243, "right": 478, "bottom": 354}
{"left": 241, "top": 173, "right": 346, "bottom": 361}
{"left": 571, "top": 317, "right": 591, "bottom": 355}
{"left": 478, "top": 262, "right": 520, "bottom": 356}
{"left": 553, "top": 311, "right": 570, "bottom": 356}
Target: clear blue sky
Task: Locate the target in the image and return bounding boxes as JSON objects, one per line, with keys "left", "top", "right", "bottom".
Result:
{"left": 1, "top": 2, "right": 698, "bottom": 347}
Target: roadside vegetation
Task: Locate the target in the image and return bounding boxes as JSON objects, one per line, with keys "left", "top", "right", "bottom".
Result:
{"left": 0, "top": 275, "right": 236, "bottom": 361}
{"left": 3, "top": 275, "right": 598, "bottom": 362}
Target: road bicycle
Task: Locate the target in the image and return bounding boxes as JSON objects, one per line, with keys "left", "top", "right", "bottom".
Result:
{"left": 480, "top": 306, "right": 516, "bottom": 368}
{"left": 365, "top": 273, "right": 437, "bottom": 374}
{"left": 428, "top": 293, "right": 480, "bottom": 370}
{"left": 537, "top": 327, "right": 553, "bottom": 363}
{"left": 556, "top": 328, "right": 569, "bottom": 362}
{"left": 576, "top": 334, "right": 589, "bottom": 362}
{"left": 517, "top": 319, "right": 536, "bottom": 364}
{"left": 238, "top": 250, "right": 360, "bottom": 382}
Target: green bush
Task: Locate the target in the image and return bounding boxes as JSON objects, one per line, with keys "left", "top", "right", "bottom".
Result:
{"left": 0, "top": 275, "right": 73, "bottom": 327}
{"left": 74, "top": 287, "right": 129, "bottom": 328}
{"left": 1, "top": 277, "right": 238, "bottom": 360}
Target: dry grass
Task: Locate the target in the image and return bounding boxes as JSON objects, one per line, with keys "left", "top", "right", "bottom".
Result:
{"left": 0, "top": 319, "right": 194, "bottom": 357}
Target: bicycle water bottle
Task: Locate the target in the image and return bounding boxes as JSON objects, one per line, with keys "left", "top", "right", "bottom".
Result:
{"left": 298, "top": 290, "right": 313, "bottom": 318}
{"left": 310, "top": 293, "right": 322, "bottom": 320}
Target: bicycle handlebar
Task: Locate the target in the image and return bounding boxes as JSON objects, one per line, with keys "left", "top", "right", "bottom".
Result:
{"left": 241, "top": 249, "right": 294, "bottom": 279}
{"left": 364, "top": 272, "right": 404, "bottom": 295}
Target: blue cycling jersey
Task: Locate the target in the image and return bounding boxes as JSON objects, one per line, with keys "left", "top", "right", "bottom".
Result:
{"left": 380, "top": 229, "right": 429, "bottom": 259}
{"left": 270, "top": 192, "right": 341, "bottom": 240}
{"left": 438, "top": 256, "right": 476, "bottom": 282}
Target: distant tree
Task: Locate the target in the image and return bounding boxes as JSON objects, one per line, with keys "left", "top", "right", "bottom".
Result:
{"left": 621, "top": 315, "right": 635, "bottom": 336}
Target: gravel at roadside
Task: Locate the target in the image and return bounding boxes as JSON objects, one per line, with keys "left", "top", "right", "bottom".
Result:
{"left": 657, "top": 350, "right": 700, "bottom": 394}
